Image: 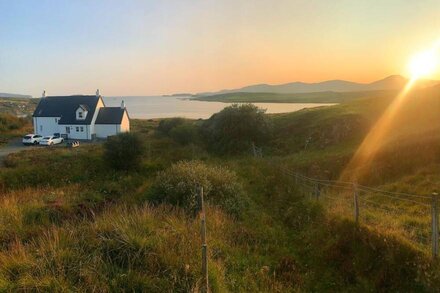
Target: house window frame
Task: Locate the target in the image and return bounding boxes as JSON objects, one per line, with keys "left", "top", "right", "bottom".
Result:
{"left": 80, "top": 126, "right": 84, "bottom": 132}
{"left": 78, "top": 112, "right": 83, "bottom": 119}
{"left": 76, "top": 126, "right": 79, "bottom": 132}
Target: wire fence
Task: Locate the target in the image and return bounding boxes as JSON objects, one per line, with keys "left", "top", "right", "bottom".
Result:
{"left": 280, "top": 167, "right": 439, "bottom": 257}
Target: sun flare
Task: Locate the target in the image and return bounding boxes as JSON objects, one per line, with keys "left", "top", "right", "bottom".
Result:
{"left": 408, "top": 49, "right": 439, "bottom": 79}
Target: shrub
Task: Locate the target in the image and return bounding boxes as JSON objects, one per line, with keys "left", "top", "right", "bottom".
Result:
{"left": 169, "top": 123, "right": 198, "bottom": 145}
{"left": 104, "top": 133, "right": 145, "bottom": 171}
{"left": 201, "top": 104, "right": 272, "bottom": 154}
{"left": 157, "top": 118, "right": 185, "bottom": 135}
{"left": 0, "top": 114, "right": 29, "bottom": 132}
{"left": 149, "top": 161, "right": 246, "bottom": 216}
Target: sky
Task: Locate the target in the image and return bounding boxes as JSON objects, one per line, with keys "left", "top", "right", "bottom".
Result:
{"left": 1, "top": 0, "right": 440, "bottom": 97}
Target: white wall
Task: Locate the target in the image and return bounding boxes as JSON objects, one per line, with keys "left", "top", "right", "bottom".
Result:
{"left": 33, "top": 117, "right": 60, "bottom": 136}
{"left": 59, "top": 125, "right": 90, "bottom": 140}
{"left": 90, "top": 97, "right": 105, "bottom": 137}
{"left": 95, "top": 124, "right": 119, "bottom": 138}
{"left": 119, "top": 111, "right": 130, "bottom": 133}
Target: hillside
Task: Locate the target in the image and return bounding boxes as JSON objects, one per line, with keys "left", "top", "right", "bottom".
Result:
{"left": 1, "top": 87, "right": 440, "bottom": 291}
{"left": 193, "top": 89, "right": 398, "bottom": 103}
{"left": 0, "top": 97, "right": 38, "bottom": 117}
{"left": 195, "top": 75, "right": 438, "bottom": 96}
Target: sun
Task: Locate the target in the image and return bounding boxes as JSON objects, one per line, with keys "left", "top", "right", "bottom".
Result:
{"left": 408, "top": 49, "right": 439, "bottom": 79}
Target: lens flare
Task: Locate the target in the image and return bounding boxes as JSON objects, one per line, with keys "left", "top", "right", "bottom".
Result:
{"left": 408, "top": 50, "right": 439, "bottom": 79}
{"left": 339, "top": 79, "right": 416, "bottom": 182}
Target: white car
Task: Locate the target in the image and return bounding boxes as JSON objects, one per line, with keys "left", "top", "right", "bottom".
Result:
{"left": 39, "top": 136, "right": 64, "bottom": 146}
{"left": 22, "top": 134, "right": 43, "bottom": 145}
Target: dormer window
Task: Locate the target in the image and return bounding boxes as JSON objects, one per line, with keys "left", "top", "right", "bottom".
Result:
{"left": 76, "top": 105, "right": 88, "bottom": 120}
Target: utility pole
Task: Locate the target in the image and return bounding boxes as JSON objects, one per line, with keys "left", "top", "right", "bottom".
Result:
{"left": 200, "top": 187, "right": 209, "bottom": 292}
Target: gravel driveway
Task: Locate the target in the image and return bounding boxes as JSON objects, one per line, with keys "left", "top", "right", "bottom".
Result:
{"left": 0, "top": 138, "right": 39, "bottom": 162}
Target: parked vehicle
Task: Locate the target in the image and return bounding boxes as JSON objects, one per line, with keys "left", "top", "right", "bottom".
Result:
{"left": 22, "top": 134, "right": 43, "bottom": 145}
{"left": 39, "top": 136, "right": 64, "bottom": 146}
{"left": 67, "top": 140, "right": 80, "bottom": 148}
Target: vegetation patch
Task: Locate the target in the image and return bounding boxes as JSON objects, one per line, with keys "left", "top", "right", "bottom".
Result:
{"left": 149, "top": 161, "right": 247, "bottom": 217}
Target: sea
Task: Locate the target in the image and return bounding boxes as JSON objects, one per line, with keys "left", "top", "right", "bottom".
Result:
{"left": 102, "top": 96, "right": 334, "bottom": 119}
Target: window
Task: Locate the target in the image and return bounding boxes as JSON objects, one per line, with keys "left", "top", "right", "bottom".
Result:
{"left": 76, "top": 127, "right": 79, "bottom": 132}
{"left": 80, "top": 126, "right": 84, "bottom": 132}
{"left": 55, "top": 118, "right": 58, "bottom": 123}
{"left": 78, "top": 112, "right": 83, "bottom": 118}
{"left": 66, "top": 127, "right": 70, "bottom": 134}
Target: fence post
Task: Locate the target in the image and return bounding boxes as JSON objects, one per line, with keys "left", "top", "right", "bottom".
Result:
{"left": 353, "top": 183, "right": 359, "bottom": 224}
{"left": 431, "top": 192, "right": 439, "bottom": 258}
{"left": 314, "top": 183, "right": 320, "bottom": 200}
{"left": 200, "top": 187, "right": 209, "bottom": 292}
{"left": 251, "top": 142, "right": 257, "bottom": 157}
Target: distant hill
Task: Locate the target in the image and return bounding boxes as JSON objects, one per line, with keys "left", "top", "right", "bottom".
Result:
{"left": 195, "top": 75, "right": 439, "bottom": 96}
{"left": 0, "top": 92, "right": 32, "bottom": 99}
{"left": 193, "top": 89, "right": 400, "bottom": 104}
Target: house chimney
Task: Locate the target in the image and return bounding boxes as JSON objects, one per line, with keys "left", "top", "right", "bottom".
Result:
{"left": 42, "top": 90, "right": 46, "bottom": 98}
{"left": 96, "top": 89, "right": 100, "bottom": 97}
{"left": 121, "top": 100, "right": 125, "bottom": 109}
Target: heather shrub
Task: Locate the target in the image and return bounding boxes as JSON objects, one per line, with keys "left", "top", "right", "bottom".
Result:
{"left": 169, "top": 123, "right": 199, "bottom": 145}
{"left": 149, "top": 161, "right": 246, "bottom": 216}
{"left": 104, "top": 132, "right": 145, "bottom": 171}
{"left": 157, "top": 118, "right": 185, "bottom": 135}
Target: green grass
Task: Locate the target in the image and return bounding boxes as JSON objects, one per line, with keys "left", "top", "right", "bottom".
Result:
{"left": 1, "top": 86, "right": 440, "bottom": 290}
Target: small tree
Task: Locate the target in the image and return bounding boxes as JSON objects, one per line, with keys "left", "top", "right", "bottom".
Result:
{"left": 201, "top": 104, "right": 272, "bottom": 154}
{"left": 104, "top": 132, "right": 145, "bottom": 171}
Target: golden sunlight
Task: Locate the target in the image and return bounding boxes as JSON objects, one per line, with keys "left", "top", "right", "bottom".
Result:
{"left": 407, "top": 49, "right": 439, "bottom": 79}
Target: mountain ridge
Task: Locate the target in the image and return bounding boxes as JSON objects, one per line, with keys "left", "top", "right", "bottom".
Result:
{"left": 195, "top": 75, "right": 439, "bottom": 96}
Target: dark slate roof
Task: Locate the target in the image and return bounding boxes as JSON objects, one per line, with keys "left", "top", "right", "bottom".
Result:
{"left": 33, "top": 95, "right": 101, "bottom": 125}
{"left": 95, "top": 107, "right": 127, "bottom": 124}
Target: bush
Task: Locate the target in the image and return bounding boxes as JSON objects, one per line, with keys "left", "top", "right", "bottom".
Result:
{"left": 104, "top": 133, "right": 145, "bottom": 171}
{"left": 201, "top": 104, "right": 272, "bottom": 154}
{"left": 149, "top": 161, "right": 246, "bottom": 216}
{"left": 157, "top": 118, "right": 185, "bottom": 135}
{"left": 0, "top": 114, "right": 29, "bottom": 132}
{"left": 169, "top": 123, "right": 198, "bottom": 145}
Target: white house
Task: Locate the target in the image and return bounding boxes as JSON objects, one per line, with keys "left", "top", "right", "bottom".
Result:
{"left": 32, "top": 90, "right": 130, "bottom": 140}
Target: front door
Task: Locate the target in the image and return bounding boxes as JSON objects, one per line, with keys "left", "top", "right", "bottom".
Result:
{"left": 66, "top": 126, "right": 70, "bottom": 136}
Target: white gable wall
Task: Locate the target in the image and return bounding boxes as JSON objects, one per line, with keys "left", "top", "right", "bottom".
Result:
{"left": 119, "top": 111, "right": 130, "bottom": 133}
{"left": 33, "top": 117, "right": 61, "bottom": 136}
{"left": 89, "top": 97, "right": 105, "bottom": 138}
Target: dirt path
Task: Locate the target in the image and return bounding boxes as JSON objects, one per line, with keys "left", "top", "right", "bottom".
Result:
{"left": 0, "top": 138, "right": 38, "bottom": 165}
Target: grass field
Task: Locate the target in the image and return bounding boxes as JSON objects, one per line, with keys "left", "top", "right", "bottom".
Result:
{"left": 1, "top": 86, "right": 440, "bottom": 291}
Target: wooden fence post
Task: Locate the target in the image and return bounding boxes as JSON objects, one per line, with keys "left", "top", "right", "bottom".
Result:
{"left": 431, "top": 192, "right": 439, "bottom": 258}
{"left": 200, "top": 187, "right": 209, "bottom": 292}
{"left": 353, "top": 183, "right": 359, "bottom": 224}
{"left": 251, "top": 142, "right": 257, "bottom": 157}
{"left": 314, "top": 183, "right": 320, "bottom": 200}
